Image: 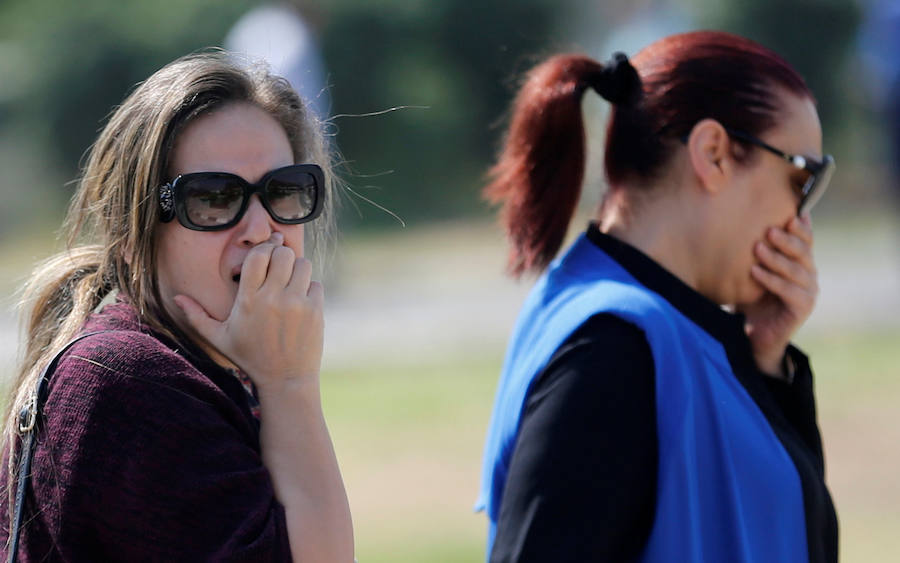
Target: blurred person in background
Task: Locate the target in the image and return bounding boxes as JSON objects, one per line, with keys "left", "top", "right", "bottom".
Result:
{"left": 478, "top": 31, "right": 837, "bottom": 562}
{"left": 0, "top": 52, "right": 353, "bottom": 561}
{"left": 859, "top": 0, "right": 900, "bottom": 200}
{"left": 225, "top": 1, "right": 330, "bottom": 120}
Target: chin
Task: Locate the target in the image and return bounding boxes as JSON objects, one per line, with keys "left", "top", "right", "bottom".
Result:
{"left": 730, "top": 275, "right": 765, "bottom": 310}
{"left": 743, "top": 280, "right": 769, "bottom": 308}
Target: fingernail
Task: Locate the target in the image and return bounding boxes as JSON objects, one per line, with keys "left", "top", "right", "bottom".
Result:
{"left": 271, "top": 232, "right": 284, "bottom": 244}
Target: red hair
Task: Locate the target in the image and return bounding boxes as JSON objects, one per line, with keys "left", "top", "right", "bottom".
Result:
{"left": 485, "top": 31, "right": 813, "bottom": 276}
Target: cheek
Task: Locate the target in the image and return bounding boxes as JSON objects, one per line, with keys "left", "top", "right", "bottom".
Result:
{"left": 155, "top": 227, "right": 225, "bottom": 294}
{"left": 758, "top": 171, "right": 797, "bottom": 224}
{"left": 741, "top": 174, "right": 793, "bottom": 246}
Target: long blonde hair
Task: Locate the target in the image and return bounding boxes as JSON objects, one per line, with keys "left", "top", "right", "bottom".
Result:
{"left": 3, "top": 51, "right": 336, "bottom": 515}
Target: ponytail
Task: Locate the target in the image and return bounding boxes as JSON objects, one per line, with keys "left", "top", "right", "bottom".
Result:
{"left": 484, "top": 52, "right": 640, "bottom": 276}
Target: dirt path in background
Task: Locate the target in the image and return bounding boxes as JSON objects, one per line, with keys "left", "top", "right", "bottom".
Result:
{"left": 2, "top": 215, "right": 899, "bottom": 372}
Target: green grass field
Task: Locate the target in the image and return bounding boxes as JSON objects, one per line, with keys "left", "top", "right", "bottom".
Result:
{"left": 321, "top": 329, "right": 900, "bottom": 562}
{"left": 323, "top": 356, "right": 496, "bottom": 562}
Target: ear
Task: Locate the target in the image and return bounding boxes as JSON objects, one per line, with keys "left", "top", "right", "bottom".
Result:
{"left": 686, "top": 118, "right": 732, "bottom": 195}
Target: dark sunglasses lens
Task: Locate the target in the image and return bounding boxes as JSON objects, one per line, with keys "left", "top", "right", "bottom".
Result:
{"left": 265, "top": 171, "right": 318, "bottom": 221}
{"left": 798, "top": 155, "right": 835, "bottom": 215}
{"left": 183, "top": 177, "right": 245, "bottom": 227}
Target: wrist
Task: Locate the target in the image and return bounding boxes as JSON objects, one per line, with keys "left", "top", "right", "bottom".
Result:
{"left": 755, "top": 348, "right": 787, "bottom": 379}
{"left": 255, "top": 372, "right": 321, "bottom": 400}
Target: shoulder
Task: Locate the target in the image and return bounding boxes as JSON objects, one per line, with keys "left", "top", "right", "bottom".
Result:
{"left": 29, "top": 332, "right": 284, "bottom": 559}
{"left": 566, "top": 312, "right": 649, "bottom": 347}
{"left": 59, "top": 329, "right": 195, "bottom": 380}
{"left": 544, "top": 275, "right": 676, "bottom": 340}
{"left": 40, "top": 329, "right": 254, "bottom": 462}
{"left": 48, "top": 329, "right": 225, "bottom": 411}
{"left": 529, "top": 313, "right": 654, "bottom": 409}
{"left": 549, "top": 313, "right": 652, "bottom": 368}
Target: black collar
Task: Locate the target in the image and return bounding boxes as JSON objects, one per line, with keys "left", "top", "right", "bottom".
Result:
{"left": 585, "top": 223, "right": 752, "bottom": 359}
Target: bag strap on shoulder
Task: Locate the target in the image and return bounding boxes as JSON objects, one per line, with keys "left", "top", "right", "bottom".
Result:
{"left": 8, "top": 331, "right": 110, "bottom": 563}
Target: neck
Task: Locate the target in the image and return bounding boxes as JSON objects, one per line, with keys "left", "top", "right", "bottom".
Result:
{"left": 596, "top": 187, "right": 706, "bottom": 294}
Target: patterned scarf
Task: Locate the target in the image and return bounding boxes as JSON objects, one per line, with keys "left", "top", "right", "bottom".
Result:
{"left": 227, "top": 367, "right": 261, "bottom": 421}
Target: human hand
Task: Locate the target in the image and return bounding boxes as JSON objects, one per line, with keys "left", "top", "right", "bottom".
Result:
{"left": 174, "top": 232, "right": 324, "bottom": 391}
{"left": 739, "top": 215, "right": 818, "bottom": 376}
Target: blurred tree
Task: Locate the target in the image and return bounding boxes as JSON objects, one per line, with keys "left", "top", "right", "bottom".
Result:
{"left": 691, "top": 0, "right": 862, "bottom": 143}
{"left": 0, "top": 0, "right": 254, "bottom": 232}
{"left": 0, "top": 0, "right": 563, "bottom": 233}
{"left": 319, "top": 0, "right": 560, "bottom": 228}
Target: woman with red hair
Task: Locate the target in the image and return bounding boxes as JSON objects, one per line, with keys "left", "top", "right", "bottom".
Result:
{"left": 478, "top": 31, "right": 837, "bottom": 562}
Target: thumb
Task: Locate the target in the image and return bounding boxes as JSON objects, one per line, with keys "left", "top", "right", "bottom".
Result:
{"left": 173, "top": 295, "right": 222, "bottom": 342}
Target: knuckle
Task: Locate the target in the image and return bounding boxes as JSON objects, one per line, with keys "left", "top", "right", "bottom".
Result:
{"left": 244, "top": 251, "right": 267, "bottom": 269}
{"left": 802, "top": 295, "right": 815, "bottom": 311}
{"left": 273, "top": 246, "right": 295, "bottom": 261}
{"left": 249, "top": 242, "right": 274, "bottom": 256}
{"left": 295, "top": 257, "right": 313, "bottom": 272}
{"left": 237, "top": 297, "right": 254, "bottom": 314}
{"left": 263, "top": 292, "right": 282, "bottom": 308}
{"left": 284, "top": 296, "right": 305, "bottom": 311}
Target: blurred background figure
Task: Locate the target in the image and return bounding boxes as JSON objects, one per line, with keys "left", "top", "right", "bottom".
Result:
{"left": 858, "top": 0, "right": 900, "bottom": 201}
{"left": 592, "top": 0, "right": 695, "bottom": 57}
{"left": 224, "top": 1, "right": 330, "bottom": 120}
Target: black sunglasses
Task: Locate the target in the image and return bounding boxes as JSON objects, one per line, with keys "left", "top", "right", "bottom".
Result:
{"left": 723, "top": 128, "right": 835, "bottom": 215}
{"left": 159, "top": 164, "right": 325, "bottom": 231}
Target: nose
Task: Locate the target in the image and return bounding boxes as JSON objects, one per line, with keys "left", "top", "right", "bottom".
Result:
{"left": 235, "top": 195, "right": 275, "bottom": 246}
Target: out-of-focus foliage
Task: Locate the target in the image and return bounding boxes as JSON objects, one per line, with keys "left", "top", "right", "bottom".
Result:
{"left": 0, "top": 0, "right": 872, "bottom": 236}
{"left": 691, "top": 0, "right": 862, "bottom": 144}
{"left": 0, "top": 0, "right": 255, "bottom": 237}
{"left": 0, "top": 0, "right": 561, "bottom": 233}
{"left": 320, "top": 0, "right": 559, "bottom": 228}
{"left": 1, "top": 0, "right": 257, "bottom": 163}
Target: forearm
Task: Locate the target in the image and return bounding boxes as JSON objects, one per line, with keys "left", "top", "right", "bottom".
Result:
{"left": 257, "top": 379, "right": 354, "bottom": 562}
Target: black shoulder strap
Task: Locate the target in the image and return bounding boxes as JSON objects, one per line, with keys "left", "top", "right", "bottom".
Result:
{"left": 8, "top": 331, "right": 109, "bottom": 563}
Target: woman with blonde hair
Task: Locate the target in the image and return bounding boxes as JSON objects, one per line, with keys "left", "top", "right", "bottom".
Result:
{"left": 1, "top": 52, "right": 353, "bottom": 561}
{"left": 479, "top": 31, "right": 837, "bottom": 562}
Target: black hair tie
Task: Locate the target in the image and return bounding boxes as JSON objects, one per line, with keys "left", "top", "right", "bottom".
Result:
{"left": 589, "top": 52, "right": 641, "bottom": 106}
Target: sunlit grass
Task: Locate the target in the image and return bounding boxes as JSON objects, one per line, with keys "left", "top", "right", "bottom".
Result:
{"left": 322, "top": 354, "right": 498, "bottom": 562}
{"left": 321, "top": 330, "right": 900, "bottom": 562}
{"left": 799, "top": 329, "right": 900, "bottom": 563}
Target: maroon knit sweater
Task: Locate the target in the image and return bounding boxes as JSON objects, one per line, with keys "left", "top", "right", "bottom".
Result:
{"left": 0, "top": 300, "right": 292, "bottom": 561}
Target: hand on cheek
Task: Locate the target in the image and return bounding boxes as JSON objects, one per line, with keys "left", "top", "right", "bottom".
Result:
{"left": 172, "top": 231, "right": 324, "bottom": 391}
{"left": 740, "top": 215, "right": 818, "bottom": 376}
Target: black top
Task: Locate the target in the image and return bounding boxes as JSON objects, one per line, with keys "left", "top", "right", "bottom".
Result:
{"left": 490, "top": 224, "right": 838, "bottom": 563}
